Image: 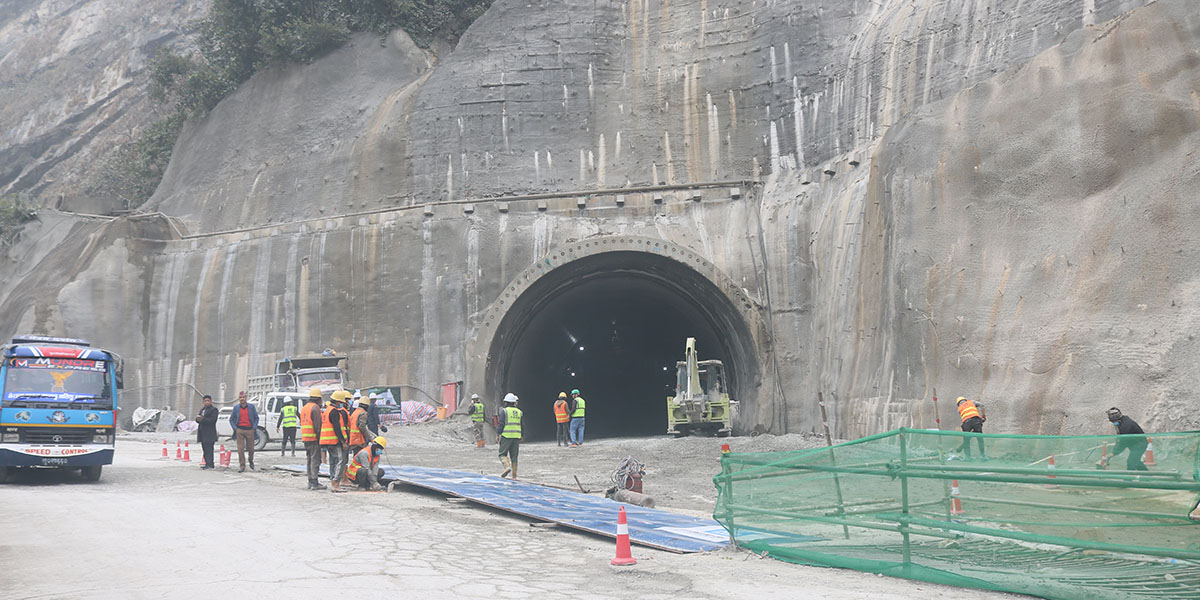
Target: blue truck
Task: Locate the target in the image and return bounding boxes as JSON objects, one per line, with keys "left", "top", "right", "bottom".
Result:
{"left": 0, "top": 335, "right": 123, "bottom": 482}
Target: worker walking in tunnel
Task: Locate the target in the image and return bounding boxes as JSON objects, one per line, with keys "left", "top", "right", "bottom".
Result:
{"left": 278, "top": 397, "right": 299, "bottom": 457}
{"left": 569, "top": 388, "right": 586, "bottom": 447}
{"left": 301, "top": 389, "right": 325, "bottom": 490}
{"left": 321, "top": 390, "right": 351, "bottom": 491}
{"left": 955, "top": 397, "right": 987, "bottom": 460}
{"left": 469, "top": 393, "right": 486, "bottom": 448}
{"left": 498, "top": 393, "right": 523, "bottom": 478}
{"left": 347, "top": 436, "right": 387, "bottom": 491}
{"left": 554, "top": 391, "right": 570, "bottom": 447}
{"left": 1107, "top": 407, "right": 1149, "bottom": 471}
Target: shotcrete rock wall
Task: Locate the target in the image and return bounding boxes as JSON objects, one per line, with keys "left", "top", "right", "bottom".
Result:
{"left": 0, "top": 0, "right": 204, "bottom": 213}
{"left": 2, "top": 0, "right": 1197, "bottom": 438}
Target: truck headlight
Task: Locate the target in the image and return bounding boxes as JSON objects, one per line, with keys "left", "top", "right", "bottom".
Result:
{"left": 1, "top": 433, "right": 17, "bottom": 443}
{"left": 93, "top": 434, "right": 110, "bottom": 444}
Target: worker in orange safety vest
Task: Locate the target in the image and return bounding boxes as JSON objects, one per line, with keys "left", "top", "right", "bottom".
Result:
{"left": 553, "top": 391, "right": 570, "bottom": 447}
{"left": 321, "top": 390, "right": 351, "bottom": 491}
{"left": 300, "top": 389, "right": 325, "bottom": 490}
{"left": 346, "top": 436, "right": 387, "bottom": 491}
{"left": 955, "top": 396, "right": 987, "bottom": 460}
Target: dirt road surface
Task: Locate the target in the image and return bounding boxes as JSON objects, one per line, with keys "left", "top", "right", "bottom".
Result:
{"left": 0, "top": 422, "right": 1028, "bottom": 599}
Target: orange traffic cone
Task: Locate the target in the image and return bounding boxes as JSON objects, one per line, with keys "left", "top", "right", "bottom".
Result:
{"left": 1046, "top": 454, "right": 1059, "bottom": 488}
{"left": 182, "top": 441, "right": 191, "bottom": 462}
{"left": 161, "top": 439, "right": 169, "bottom": 459}
{"left": 1143, "top": 438, "right": 1157, "bottom": 467}
{"left": 721, "top": 443, "right": 731, "bottom": 455}
{"left": 611, "top": 506, "right": 637, "bottom": 566}
{"left": 175, "top": 441, "right": 182, "bottom": 460}
{"left": 949, "top": 480, "right": 965, "bottom": 515}
{"left": 219, "top": 446, "right": 231, "bottom": 469}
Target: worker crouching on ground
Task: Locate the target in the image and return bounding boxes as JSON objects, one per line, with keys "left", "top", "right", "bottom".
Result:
{"left": 469, "top": 394, "right": 486, "bottom": 448}
{"left": 569, "top": 388, "right": 586, "bottom": 447}
{"left": 955, "top": 396, "right": 987, "bottom": 460}
{"left": 321, "top": 390, "right": 352, "bottom": 491}
{"left": 1107, "top": 407, "right": 1149, "bottom": 471}
{"left": 498, "top": 393, "right": 523, "bottom": 478}
{"left": 554, "top": 391, "right": 570, "bottom": 447}
{"left": 347, "top": 436, "right": 387, "bottom": 491}
{"left": 301, "top": 389, "right": 326, "bottom": 490}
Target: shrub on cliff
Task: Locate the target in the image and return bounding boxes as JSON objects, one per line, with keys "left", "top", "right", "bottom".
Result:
{"left": 102, "top": 0, "right": 493, "bottom": 208}
{"left": 0, "top": 194, "right": 39, "bottom": 246}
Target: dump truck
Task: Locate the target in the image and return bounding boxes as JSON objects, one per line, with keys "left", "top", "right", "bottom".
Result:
{"left": 218, "top": 354, "right": 349, "bottom": 450}
{"left": 666, "top": 338, "right": 736, "bottom": 437}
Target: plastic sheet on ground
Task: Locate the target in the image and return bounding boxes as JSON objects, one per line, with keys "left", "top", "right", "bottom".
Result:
{"left": 276, "top": 464, "right": 731, "bottom": 553}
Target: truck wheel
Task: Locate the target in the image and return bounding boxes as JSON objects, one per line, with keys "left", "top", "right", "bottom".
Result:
{"left": 254, "top": 428, "right": 268, "bottom": 451}
{"left": 81, "top": 465, "right": 102, "bottom": 481}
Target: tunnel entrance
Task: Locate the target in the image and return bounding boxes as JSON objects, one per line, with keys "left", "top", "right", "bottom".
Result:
{"left": 484, "top": 243, "right": 760, "bottom": 441}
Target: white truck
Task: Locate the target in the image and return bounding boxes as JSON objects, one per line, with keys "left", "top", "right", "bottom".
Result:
{"left": 217, "top": 354, "right": 348, "bottom": 450}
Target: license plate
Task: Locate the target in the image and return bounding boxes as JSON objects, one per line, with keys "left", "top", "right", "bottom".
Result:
{"left": 41, "top": 458, "right": 68, "bottom": 466}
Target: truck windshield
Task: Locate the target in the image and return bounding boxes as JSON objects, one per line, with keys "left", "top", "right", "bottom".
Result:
{"left": 296, "top": 370, "right": 342, "bottom": 388}
{"left": 3, "top": 358, "right": 112, "bottom": 409}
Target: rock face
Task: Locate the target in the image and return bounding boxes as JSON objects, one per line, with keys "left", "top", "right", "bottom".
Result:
{"left": 0, "top": 0, "right": 204, "bottom": 213}
{"left": 2, "top": 0, "right": 1198, "bottom": 439}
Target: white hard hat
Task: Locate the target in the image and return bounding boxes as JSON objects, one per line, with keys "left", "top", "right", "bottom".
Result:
{"left": 502, "top": 393, "right": 519, "bottom": 404}
{"left": 471, "top": 393, "right": 480, "bottom": 400}
{"left": 352, "top": 390, "right": 362, "bottom": 399}
{"left": 368, "top": 392, "right": 379, "bottom": 400}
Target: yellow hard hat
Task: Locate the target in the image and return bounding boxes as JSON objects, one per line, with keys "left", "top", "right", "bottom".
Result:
{"left": 372, "top": 436, "right": 387, "bottom": 449}
{"left": 330, "top": 390, "right": 351, "bottom": 403}
{"left": 956, "top": 396, "right": 967, "bottom": 405}
{"left": 558, "top": 391, "right": 567, "bottom": 398}
{"left": 309, "top": 388, "right": 322, "bottom": 398}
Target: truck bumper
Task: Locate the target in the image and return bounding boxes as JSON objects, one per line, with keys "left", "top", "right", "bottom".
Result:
{"left": 0, "top": 445, "right": 114, "bottom": 467}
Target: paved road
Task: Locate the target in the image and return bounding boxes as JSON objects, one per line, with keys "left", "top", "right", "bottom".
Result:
{"left": 0, "top": 439, "right": 1024, "bottom": 599}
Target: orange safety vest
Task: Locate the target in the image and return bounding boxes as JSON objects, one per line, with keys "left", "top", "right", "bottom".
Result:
{"left": 346, "top": 448, "right": 379, "bottom": 480}
{"left": 553, "top": 400, "right": 569, "bottom": 423}
{"left": 957, "top": 399, "right": 981, "bottom": 423}
{"left": 319, "top": 407, "right": 339, "bottom": 445}
{"left": 300, "top": 402, "right": 319, "bottom": 442}
{"left": 348, "top": 407, "right": 367, "bottom": 446}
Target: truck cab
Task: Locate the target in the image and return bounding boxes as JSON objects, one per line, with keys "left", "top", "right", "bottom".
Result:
{"left": 0, "top": 335, "right": 123, "bottom": 482}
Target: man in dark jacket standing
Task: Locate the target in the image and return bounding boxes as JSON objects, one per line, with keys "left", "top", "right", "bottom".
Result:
{"left": 229, "top": 393, "right": 259, "bottom": 473}
{"left": 195, "top": 394, "right": 219, "bottom": 470}
{"left": 1107, "top": 407, "right": 1149, "bottom": 471}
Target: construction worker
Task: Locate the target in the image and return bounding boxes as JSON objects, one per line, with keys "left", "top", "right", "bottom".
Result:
{"left": 277, "top": 396, "right": 299, "bottom": 457}
{"left": 300, "top": 389, "right": 326, "bottom": 490}
{"left": 497, "top": 393, "right": 523, "bottom": 478}
{"left": 321, "top": 390, "right": 351, "bottom": 491}
{"left": 553, "top": 391, "right": 570, "bottom": 447}
{"left": 568, "top": 388, "right": 586, "bottom": 447}
{"left": 955, "top": 397, "right": 987, "bottom": 459}
{"left": 468, "top": 393, "right": 486, "bottom": 448}
{"left": 346, "top": 394, "right": 377, "bottom": 459}
{"left": 346, "top": 436, "right": 387, "bottom": 491}
{"left": 1106, "top": 408, "right": 1149, "bottom": 471}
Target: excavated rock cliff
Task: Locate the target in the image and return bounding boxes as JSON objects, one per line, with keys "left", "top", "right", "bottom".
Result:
{"left": 2, "top": 0, "right": 1197, "bottom": 438}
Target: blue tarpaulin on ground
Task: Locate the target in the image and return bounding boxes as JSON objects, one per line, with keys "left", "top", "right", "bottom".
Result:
{"left": 277, "top": 464, "right": 730, "bottom": 553}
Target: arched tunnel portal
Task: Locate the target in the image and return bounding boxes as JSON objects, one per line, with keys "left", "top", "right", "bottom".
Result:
{"left": 479, "top": 237, "right": 763, "bottom": 441}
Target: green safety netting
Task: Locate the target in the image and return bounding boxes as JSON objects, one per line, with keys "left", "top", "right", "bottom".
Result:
{"left": 714, "top": 428, "right": 1200, "bottom": 599}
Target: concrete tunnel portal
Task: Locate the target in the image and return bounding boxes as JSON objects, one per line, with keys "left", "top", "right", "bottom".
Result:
{"left": 483, "top": 243, "right": 761, "bottom": 441}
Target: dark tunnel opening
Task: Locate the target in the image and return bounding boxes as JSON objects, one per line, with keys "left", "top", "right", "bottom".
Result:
{"left": 486, "top": 249, "right": 758, "bottom": 441}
